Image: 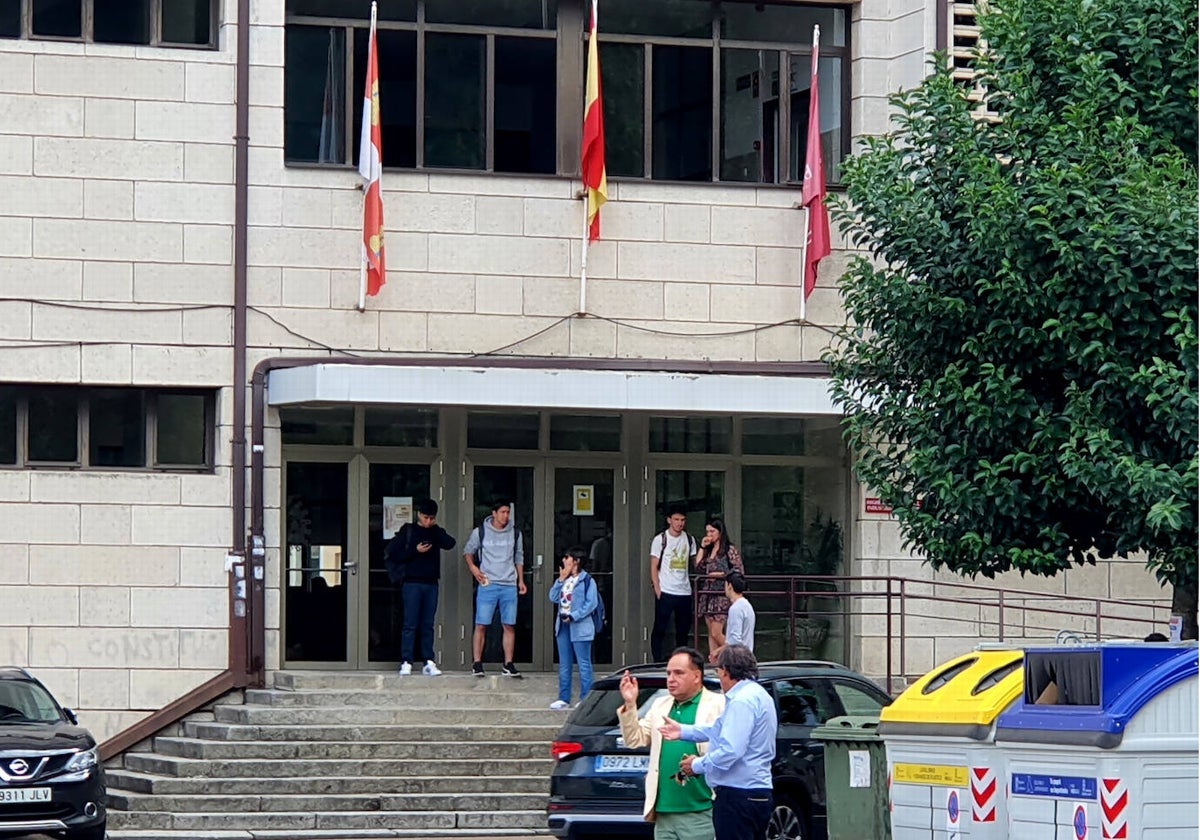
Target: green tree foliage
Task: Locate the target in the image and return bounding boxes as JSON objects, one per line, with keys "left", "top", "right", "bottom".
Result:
{"left": 826, "top": 0, "right": 1198, "bottom": 632}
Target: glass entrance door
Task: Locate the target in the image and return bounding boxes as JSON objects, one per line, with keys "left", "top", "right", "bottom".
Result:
{"left": 283, "top": 460, "right": 352, "bottom": 665}
{"left": 364, "top": 461, "right": 433, "bottom": 664}
{"left": 652, "top": 468, "right": 726, "bottom": 541}
{"left": 284, "top": 457, "right": 432, "bottom": 668}
{"left": 468, "top": 463, "right": 543, "bottom": 668}
{"left": 551, "top": 466, "right": 617, "bottom": 667}
{"left": 647, "top": 467, "right": 727, "bottom": 656}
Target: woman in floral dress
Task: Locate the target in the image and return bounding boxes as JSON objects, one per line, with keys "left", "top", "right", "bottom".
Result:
{"left": 694, "top": 517, "right": 744, "bottom": 660}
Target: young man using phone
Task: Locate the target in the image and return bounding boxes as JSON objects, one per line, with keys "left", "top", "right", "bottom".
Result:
{"left": 388, "top": 499, "right": 456, "bottom": 676}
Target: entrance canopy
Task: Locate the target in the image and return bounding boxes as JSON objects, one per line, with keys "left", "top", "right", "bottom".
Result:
{"left": 266, "top": 363, "right": 839, "bottom": 414}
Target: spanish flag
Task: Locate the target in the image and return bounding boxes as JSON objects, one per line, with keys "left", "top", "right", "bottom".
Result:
{"left": 358, "top": 1, "right": 385, "bottom": 300}
{"left": 582, "top": 0, "right": 607, "bottom": 241}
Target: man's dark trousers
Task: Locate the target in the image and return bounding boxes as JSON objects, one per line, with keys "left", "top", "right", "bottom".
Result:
{"left": 712, "top": 786, "right": 773, "bottom": 840}
{"left": 650, "top": 592, "right": 693, "bottom": 662}
{"left": 401, "top": 582, "right": 438, "bottom": 663}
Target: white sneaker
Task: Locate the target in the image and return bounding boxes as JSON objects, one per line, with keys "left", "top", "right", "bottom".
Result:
{"left": 399, "top": 662, "right": 412, "bottom": 676}
{"left": 549, "top": 700, "right": 570, "bottom": 710}
{"left": 422, "top": 661, "right": 442, "bottom": 676}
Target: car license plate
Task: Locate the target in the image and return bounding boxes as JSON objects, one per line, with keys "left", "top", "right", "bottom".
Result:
{"left": 594, "top": 754, "right": 650, "bottom": 773}
{"left": 0, "top": 787, "right": 49, "bottom": 803}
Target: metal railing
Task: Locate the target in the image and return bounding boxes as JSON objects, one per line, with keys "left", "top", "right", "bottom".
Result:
{"left": 730, "top": 574, "right": 1172, "bottom": 691}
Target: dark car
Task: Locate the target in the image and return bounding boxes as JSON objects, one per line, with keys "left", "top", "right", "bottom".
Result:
{"left": 547, "top": 660, "right": 891, "bottom": 840}
{"left": 0, "top": 668, "right": 106, "bottom": 840}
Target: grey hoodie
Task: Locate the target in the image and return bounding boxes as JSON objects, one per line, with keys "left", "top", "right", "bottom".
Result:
{"left": 462, "top": 514, "right": 524, "bottom": 586}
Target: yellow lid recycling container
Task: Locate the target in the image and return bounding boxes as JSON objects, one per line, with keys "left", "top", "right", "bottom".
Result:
{"left": 879, "top": 650, "right": 1024, "bottom": 840}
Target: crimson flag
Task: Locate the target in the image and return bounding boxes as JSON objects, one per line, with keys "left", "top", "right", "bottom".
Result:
{"left": 582, "top": 0, "right": 607, "bottom": 241}
{"left": 801, "top": 29, "right": 830, "bottom": 302}
{"left": 358, "top": 2, "right": 385, "bottom": 299}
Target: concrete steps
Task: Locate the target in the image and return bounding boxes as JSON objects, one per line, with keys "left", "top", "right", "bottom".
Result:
{"left": 105, "top": 670, "right": 563, "bottom": 839}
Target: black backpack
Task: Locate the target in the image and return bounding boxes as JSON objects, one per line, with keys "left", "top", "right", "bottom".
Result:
{"left": 384, "top": 525, "right": 416, "bottom": 586}
{"left": 581, "top": 575, "right": 607, "bottom": 634}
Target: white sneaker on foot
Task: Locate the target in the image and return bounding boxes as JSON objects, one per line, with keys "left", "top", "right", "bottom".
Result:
{"left": 399, "top": 662, "right": 412, "bottom": 676}
{"left": 422, "top": 661, "right": 442, "bottom": 676}
{"left": 549, "top": 700, "right": 570, "bottom": 710}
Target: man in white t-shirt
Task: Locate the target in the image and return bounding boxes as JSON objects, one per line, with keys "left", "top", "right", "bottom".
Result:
{"left": 649, "top": 506, "right": 697, "bottom": 662}
{"left": 710, "top": 572, "right": 755, "bottom": 662}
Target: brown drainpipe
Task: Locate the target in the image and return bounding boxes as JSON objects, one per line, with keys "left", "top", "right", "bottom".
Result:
{"left": 99, "top": 0, "right": 252, "bottom": 761}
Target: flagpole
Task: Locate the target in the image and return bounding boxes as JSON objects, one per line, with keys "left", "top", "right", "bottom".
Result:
{"left": 580, "top": 192, "right": 590, "bottom": 314}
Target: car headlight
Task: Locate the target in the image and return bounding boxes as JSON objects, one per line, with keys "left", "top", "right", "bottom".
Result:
{"left": 64, "top": 747, "right": 99, "bottom": 773}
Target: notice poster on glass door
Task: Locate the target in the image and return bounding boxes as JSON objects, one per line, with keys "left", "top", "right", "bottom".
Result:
{"left": 382, "top": 496, "right": 413, "bottom": 539}
{"left": 573, "top": 485, "right": 594, "bottom": 516}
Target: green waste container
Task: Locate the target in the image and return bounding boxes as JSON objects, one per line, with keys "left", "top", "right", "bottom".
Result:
{"left": 812, "top": 715, "right": 891, "bottom": 840}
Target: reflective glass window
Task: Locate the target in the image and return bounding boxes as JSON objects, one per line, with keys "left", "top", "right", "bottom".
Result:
{"left": 426, "top": 0, "right": 555, "bottom": 28}
{"left": 89, "top": 390, "right": 145, "bottom": 467}
{"left": 280, "top": 407, "right": 355, "bottom": 445}
{"left": 364, "top": 408, "right": 438, "bottom": 447}
{"left": 0, "top": 388, "right": 14, "bottom": 464}
{"left": 549, "top": 415, "right": 621, "bottom": 451}
{"left": 157, "top": 393, "right": 209, "bottom": 466}
{"left": 649, "top": 417, "right": 731, "bottom": 454}
{"left": 468, "top": 412, "right": 539, "bottom": 449}
{"left": 353, "top": 27, "right": 418, "bottom": 168}
{"left": 28, "top": 391, "right": 78, "bottom": 462}
{"left": 32, "top": 0, "right": 82, "bottom": 37}
{"left": 424, "top": 33, "right": 486, "bottom": 169}
{"left": 652, "top": 45, "right": 713, "bottom": 181}
{"left": 162, "top": 0, "right": 213, "bottom": 44}
{"left": 494, "top": 36, "right": 557, "bottom": 174}
{"left": 285, "top": 26, "right": 348, "bottom": 164}
{"left": 742, "top": 417, "right": 807, "bottom": 456}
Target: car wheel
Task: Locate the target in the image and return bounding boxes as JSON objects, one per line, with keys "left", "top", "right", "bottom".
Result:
{"left": 66, "top": 821, "right": 106, "bottom": 840}
{"left": 765, "top": 796, "right": 807, "bottom": 840}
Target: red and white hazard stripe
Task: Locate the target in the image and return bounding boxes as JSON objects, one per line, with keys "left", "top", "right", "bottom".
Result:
{"left": 1101, "top": 778, "right": 1128, "bottom": 839}
{"left": 971, "top": 766, "right": 998, "bottom": 822}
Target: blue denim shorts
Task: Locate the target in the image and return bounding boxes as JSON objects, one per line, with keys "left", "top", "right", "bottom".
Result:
{"left": 475, "top": 583, "right": 518, "bottom": 626}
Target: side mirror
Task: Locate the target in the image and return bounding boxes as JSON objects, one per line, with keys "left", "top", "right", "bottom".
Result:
{"left": 63, "top": 708, "right": 78, "bottom": 725}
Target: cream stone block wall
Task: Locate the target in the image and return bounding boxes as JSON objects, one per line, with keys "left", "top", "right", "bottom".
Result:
{"left": 0, "top": 0, "right": 1069, "bottom": 739}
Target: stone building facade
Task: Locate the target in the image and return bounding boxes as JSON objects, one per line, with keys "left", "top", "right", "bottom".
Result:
{"left": 0, "top": 0, "right": 1168, "bottom": 742}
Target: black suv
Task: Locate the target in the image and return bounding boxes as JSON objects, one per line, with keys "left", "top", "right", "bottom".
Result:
{"left": 0, "top": 668, "right": 105, "bottom": 840}
{"left": 547, "top": 660, "right": 890, "bottom": 840}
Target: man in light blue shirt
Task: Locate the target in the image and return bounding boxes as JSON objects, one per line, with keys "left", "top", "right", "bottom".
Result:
{"left": 659, "top": 644, "right": 777, "bottom": 840}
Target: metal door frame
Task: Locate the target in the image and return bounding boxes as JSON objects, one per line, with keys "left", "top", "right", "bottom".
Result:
{"left": 460, "top": 454, "right": 549, "bottom": 669}
{"left": 279, "top": 450, "right": 360, "bottom": 670}
{"left": 639, "top": 459, "right": 736, "bottom": 658}
{"left": 546, "top": 458, "right": 627, "bottom": 669}
{"left": 356, "top": 453, "right": 441, "bottom": 669}
{"left": 282, "top": 450, "right": 439, "bottom": 669}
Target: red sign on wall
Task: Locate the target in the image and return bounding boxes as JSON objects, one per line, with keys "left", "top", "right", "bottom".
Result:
{"left": 864, "top": 497, "right": 894, "bottom": 515}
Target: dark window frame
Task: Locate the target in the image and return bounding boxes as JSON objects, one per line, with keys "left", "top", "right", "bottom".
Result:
{"left": 593, "top": 25, "right": 851, "bottom": 184}
{"left": 153, "top": 390, "right": 216, "bottom": 468}
{"left": 0, "top": 385, "right": 216, "bottom": 472}
{"left": 2, "top": 0, "right": 218, "bottom": 48}
{"left": 283, "top": 0, "right": 851, "bottom": 185}
{"left": 286, "top": 5, "right": 557, "bottom": 172}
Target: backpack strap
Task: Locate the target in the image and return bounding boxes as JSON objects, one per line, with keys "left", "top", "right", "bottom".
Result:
{"left": 476, "top": 522, "right": 520, "bottom": 566}
{"left": 659, "top": 530, "right": 696, "bottom": 558}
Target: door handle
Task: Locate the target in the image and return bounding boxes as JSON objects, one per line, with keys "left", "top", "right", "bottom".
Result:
{"left": 343, "top": 560, "right": 358, "bottom": 575}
